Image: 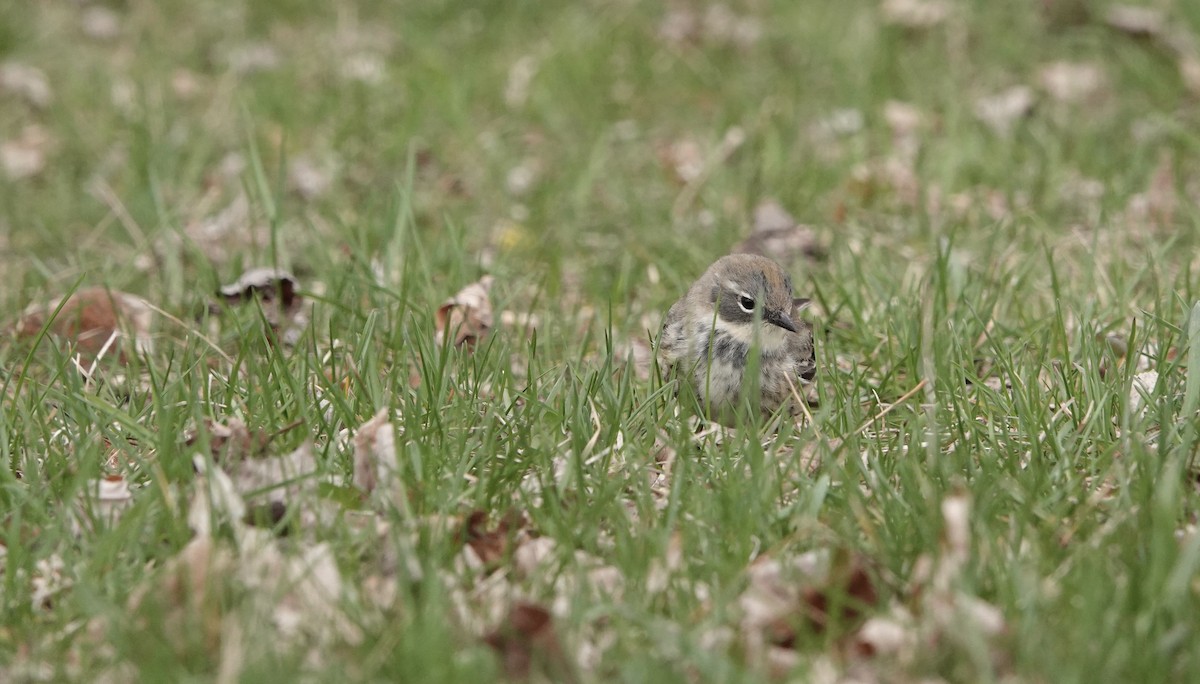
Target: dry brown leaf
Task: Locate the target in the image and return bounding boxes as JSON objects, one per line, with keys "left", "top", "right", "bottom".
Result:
{"left": 1, "top": 124, "right": 52, "bottom": 181}
{"left": 288, "top": 156, "right": 335, "bottom": 200}
{"left": 1105, "top": 5, "right": 1165, "bottom": 38}
{"left": 340, "top": 52, "right": 386, "bottom": 85}
{"left": 127, "top": 536, "right": 233, "bottom": 656}
{"left": 227, "top": 442, "right": 319, "bottom": 506}
{"left": 1038, "top": 61, "right": 1108, "bottom": 103}
{"left": 739, "top": 550, "right": 827, "bottom": 653}
{"left": 81, "top": 5, "right": 121, "bottom": 41}
{"left": 0, "top": 62, "right": 52, "bottom": 108}
{"left": 973, "top": 86, "right": 1036, "bottom": 136}
{"left": 505, "top": 55, "right": 539, "bottom": 109}
{"left": 702, "top": 4, "right": 763, "bottom": 49}
{"left": 657, "top": 5, "right": 761, "bottom": 50}
{"left": 659, "top": 137, "right": 706, "bottom": 185}
{"left": 12, "top": 286, "right": 154, "bottom": 361}
{"left": 853, "top": 611, "right": 917, "bottom": 659}
{"left": 185, "top": 418, "right": 269, "bottom": 462}
{"left": 800, "top": 555, "right": 879, "bottom": 634}
{"left": 91, "top": 475, "right": 133, "bottom": 526}
{"left": 881, "top": 0, "right": 952, "bottom": 29}
{"left": 484, "top": 601, "right": 578, "bottom": 683}
{"left": 658, "top": 7, "right": 700, "bottom": 46}
{"left": 732, "top": 199, "right": 826, "bottom": 263}
{"left": 218, "top": 267, "right": 300, "bottom": 312}
{"left": 435, "top": 275, "right": 495, "bottom": 349}
{"left": 352, "top": 409, "right": 398, "bottom": 495}
{"left": 459, "top": 509, "right": 526, "bottom": 572}
{"left": 30, "top": 554, "right": 69, "bottom": 611}
{"left": 223, "top": 43, "right": 281, "bottom": 75}
{"left": 1129, "top": 370, "right": 1159, "bottom": 418}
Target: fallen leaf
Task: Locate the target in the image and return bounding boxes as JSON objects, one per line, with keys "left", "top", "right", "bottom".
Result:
{"left": 288, "top": 156, "right": 335, "bottom": 200}
{"left": 732, "top": 199, "right": 826, "bottom": 263}
{"left": 459, "top": 509, "right": 526, "bottom": 572}
{"left": 1105, "top": 5, "right": 1165, "bottom": 38}
{"left": 127, "top": 536, "right": 232, "bottom": 657}
{"left": 12, "top": 286, "right": 154, "bottom": 361}
{"left": 435, "top": 275, "right": 495, "bottom": 349}
{"left": 702, "top": 3, "right": 763, "bottom": 49}
{"left": 800, "top": 554, "right": 879, "bottom": 633}
{"left": 1129, "top": 370, "right": 1160, "bottom": 418}
{"left": 81, "top": 5, "right": 121, "bottom": 41}
{"left": 1038, "top": 61, "right": 1107, "bottom": 103}
{"left": 352, "top": 409, "right": 398, "bottom": 495}
{"left": 881, "top": 0, "right": 952, "bottom": 29}
{"left": 973, "top": 86, "right": 1036, "bottom": 136}
{"left": 657, "top": 7, "right": 701, "bottom": 46}
{"left": 659, "top": 137, "right": 706, "bottom": 184}
{"left": 505, "top": 55, "right": 539, "bottom": 109}
{"left": 853, "top": 612, "right": 916, "bottom": 658}
{"left": 184, "top": 418, "right": 270, "bottom": 462}
{"left": 484, "top": 601, "right": 577, "bottom": 683}
{"left": 216, "top": 267, "right": 305, "bottom": 338}
{"left": 340, "top": 52, "right": 386, "bottom": 85}
{"left": 223, "top": 43, "right": 281, "bottom": 75}
{"left": 226, "top": 442, "right": 319, "bottom": 507}
{"left": 1, "top": 124, "right": 53, "bottom": 181}
{"left": 218, "top": 267, "right": 299, "bottom": 311}
{"left": 0, "top": 62, "right": 52, "bottom": 108}
{"left": 30, "top": 554, "right": 68, "bottom": 611}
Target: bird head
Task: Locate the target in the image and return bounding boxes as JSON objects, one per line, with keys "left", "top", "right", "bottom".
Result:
{"left": 696, "top": 254, "right": 801, "bottom": 338}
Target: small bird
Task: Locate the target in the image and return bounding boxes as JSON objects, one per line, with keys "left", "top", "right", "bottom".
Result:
{"left": 659, "top": 254, "right": 816, "bottom": 424}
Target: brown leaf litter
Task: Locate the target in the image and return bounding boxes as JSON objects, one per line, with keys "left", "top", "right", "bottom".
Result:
{"left": 214, "top": 267, "right": 308, "bottom": 343}
{"left": 435, "top": 275, "right": 495, "bottom": 349}
{"left": 352, "top": 408, "right": 399, "bottom": 496}
{"left": 10, "top": 286, "right": 155, "bottom": 362}
{"left": 731, "top": 199, "right": 826, "bottom": 263}
{"left": 483, "top": 601, "right": 579, "bottom": 683}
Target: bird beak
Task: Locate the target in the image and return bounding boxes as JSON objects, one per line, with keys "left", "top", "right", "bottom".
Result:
{"left": 767, "top": 311, "right": 798, "bottom": 333}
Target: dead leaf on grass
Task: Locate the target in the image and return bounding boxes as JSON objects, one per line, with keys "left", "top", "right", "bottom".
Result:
{"left": 218, "top": 267, "right": 300, "bottom": 312}
{"left": 484, "top": 601, "right": 578, "bottom": 683}
{"left": 1038, "top": 61, "right": 1108, "bottom": 103}
{"left": 127, "top": 535, "right": 233, "bottom": 657}
{"left": 0, "top": 62, "right": 52, "bottom": 108}
{"left": 973, "top": 86, "right": 1036, "bottom": 136}
{"left": 1, "top": 124, "right": 53, "bottom": 181}
{"left": 80, "top": 5, "right": 121, "bottom": 41}
{"left": 1105, "top": 5, "right": 1165, "bottom": 38}
{"left": 738, "top": 547, "right": 881, "bottom": 677}
{"left": 657, "top": 5, "right": 762, "bottom": 50}
{"left": 881, "top": 0, "right": 952, "bottom": 29}
{"left": 1125, "top": 149, "right": 1177, "bottom": 229}
{"left": 505, "top": 55, "right": 539, "bottom": 109}
{"left": 659, "top": 136, "right": 706, "bottom": 185}
{"left": 216, "top": 267, "right": 307, "bottom": 340}
{"left": 222, "top": 43, "right": 282, "bottom": 75}
{"left": 30, "top": 554, "right": 69, "bottom": 611}
{"left": 435, "top": 275, "right": 495, "bottom": 349}
{"left": 352, "top": 408, "right": 399, "bottom": 495}
{"left": 731, "top": 199, "right": 826, "bottom": 263}
{"left": 288, "top": 156, "right": 335, "bottom": 200}
{"left": 184, "top": 418, "right": 270, "bottom": 462}
{"left": 459, "top": 509, "right": 527, "bottom": 572}
{"left": 12, "top": 286, "right": 154, "bottom": 361}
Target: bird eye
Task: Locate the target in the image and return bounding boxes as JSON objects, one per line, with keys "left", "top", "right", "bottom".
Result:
{"left": 737, "top": 295, "right": 755, "bottom": 313}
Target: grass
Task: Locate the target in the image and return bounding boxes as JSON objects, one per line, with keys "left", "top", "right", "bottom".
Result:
{"left": 3, "top": 0, "right": 1200, "bottom": 681}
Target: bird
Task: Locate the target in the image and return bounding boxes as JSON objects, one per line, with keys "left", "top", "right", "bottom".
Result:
{"left": 659, "top": 254, "right": 816, "bottom": 425}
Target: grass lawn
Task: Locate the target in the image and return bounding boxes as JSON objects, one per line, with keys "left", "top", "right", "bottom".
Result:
{"left": 3, "top": 0, "right": 1200, "bottom": 681}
